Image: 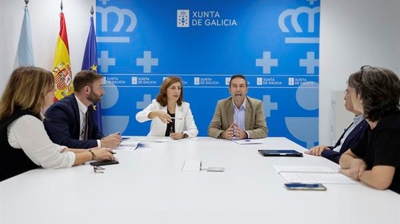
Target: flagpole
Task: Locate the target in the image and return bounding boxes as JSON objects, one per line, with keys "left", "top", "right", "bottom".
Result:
{"left": 82, "top": 5, "right": 103, "bottom": 133}
{"left": 53, "top": 0, "right": 73, "bottom": 100}
{"left": 14, "top": 0, "right": 34, "bottom": 68}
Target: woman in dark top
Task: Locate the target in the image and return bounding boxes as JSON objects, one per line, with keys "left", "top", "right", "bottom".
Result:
{"left": 0, "top": 67, "right": 114, "bottom": 181}
{"left": 339, "top": 65, "right": 400, "bottom": 194}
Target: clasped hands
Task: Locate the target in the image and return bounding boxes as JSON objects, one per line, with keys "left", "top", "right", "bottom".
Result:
{"left": 220, "top": 123, "right": 247, "bottom": 140}
{"left": 339, "top": 158, "right": 366, "bottom": 181}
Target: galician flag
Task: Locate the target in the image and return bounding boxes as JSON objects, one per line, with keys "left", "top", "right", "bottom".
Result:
{"left": 14, "top": 5, "right": 34, "bottom": 67}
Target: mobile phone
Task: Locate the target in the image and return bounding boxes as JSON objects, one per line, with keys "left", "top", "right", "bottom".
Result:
{"left": 284, "top": 183, "right": 327, "bottom": 191}
{"left": 90, "top": 160, "right": 119, "bottom": 166}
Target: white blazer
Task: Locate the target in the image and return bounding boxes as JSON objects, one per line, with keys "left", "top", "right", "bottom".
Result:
{"left": 135, "top": 99, "right": 198, "bottom": 138}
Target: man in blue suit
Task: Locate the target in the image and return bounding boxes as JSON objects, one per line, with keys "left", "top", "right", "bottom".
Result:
{"left": 305, "top": 86, "right": 368, "bottom": 163}
{"left": 44, "top": 70, "right": 121, "bottom": 149}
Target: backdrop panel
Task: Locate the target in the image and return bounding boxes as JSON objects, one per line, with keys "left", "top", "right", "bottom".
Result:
{"left": 96, "top": 0, "right": 320, "bottom": 147}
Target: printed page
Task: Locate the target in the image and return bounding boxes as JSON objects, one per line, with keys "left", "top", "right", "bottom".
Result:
{"left": 273, "top": 166, "right": 338, "bottom": 173}
{"left": 142, "top": 137, "right": 174, "bottom": 143}
{"left": 280, "top": 173, "right": 356, "bottom": 184}
{"left": 116, "top": 141, "right": 145, "bottom": 150}
{"left": 120, "top": 140, "right": 140, "bottom": 147}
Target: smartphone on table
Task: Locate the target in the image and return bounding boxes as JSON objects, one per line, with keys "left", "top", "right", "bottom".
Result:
{"left": 284, "top": 183, "right": 327, "bottom": 191}
{"left": 90, "top": 160, "right": 119, "bottom": 166}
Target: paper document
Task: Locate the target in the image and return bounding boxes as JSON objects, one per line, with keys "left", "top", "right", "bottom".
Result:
{"left": 233, "top": 139, "right": 263, "bottom": 145}
{"left": 182, "top": 159, "right": 201, "bottom": 172}
{"left": 280, "top": 173, "right": 356, "bottom": 184}
{"left": 273, "top": 166, "right": 338, "bottom": 173}
{"left": 118, "top": 141, "right": 142, "bottom": 150}
{"left": 142, "top": 137, "right": 174, "bottom": 143}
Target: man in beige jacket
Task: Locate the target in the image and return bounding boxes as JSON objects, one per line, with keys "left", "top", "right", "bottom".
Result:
{"left": 208, "top": 74, "right": 268, "bottom": 139}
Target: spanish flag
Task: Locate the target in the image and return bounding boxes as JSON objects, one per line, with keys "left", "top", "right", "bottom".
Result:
{"left": 52, "top": 12, "right": 74, "bottom": 100}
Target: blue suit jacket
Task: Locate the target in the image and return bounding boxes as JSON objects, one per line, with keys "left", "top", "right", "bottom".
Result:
{"left": 44, "top": 94, "right": 104, "bottom": 148}
{"left": 321, "top": 119, "right": 368, "bottom": 164}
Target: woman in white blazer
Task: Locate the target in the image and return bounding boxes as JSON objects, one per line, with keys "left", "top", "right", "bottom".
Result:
{"left": 135, "top": 76, "right": 198, "bottom": 139}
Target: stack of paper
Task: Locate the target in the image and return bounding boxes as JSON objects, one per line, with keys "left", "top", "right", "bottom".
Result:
{"left": 273, "top": 166, "right": 356, "bottom": 184}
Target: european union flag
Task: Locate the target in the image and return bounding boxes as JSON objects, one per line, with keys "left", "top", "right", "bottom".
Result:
{"left": 82, "top": 15, "right": 103, "bottom": 133}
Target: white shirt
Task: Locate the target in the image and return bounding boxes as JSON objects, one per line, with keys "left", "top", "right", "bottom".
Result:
{"left": 232, "top": 99, "right": 250, "bottom": 138}
{"left": 332, "top": 115, "right": 364, "bottom": 152}
{"left": 75, "top": 95, "right": 101, "bottom": 147}
{"left": 75, "top": 95, "right": 88, "bottom": 141}
{"left": 7, "top": 115, "right": 75, "bottom": 169}
{"left": 233, "top": 99, "right": 246, "bottom": 131}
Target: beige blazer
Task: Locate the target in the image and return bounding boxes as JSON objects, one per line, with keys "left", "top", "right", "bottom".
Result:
{"left": 208, "top": 96, "right": 268, "bottom": 139}
{"left": 136, "top": 99, "right": 198, "bottom": 137}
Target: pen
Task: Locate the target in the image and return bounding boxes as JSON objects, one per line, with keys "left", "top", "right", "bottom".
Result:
{"left": 110, "top": 151, "right": 116, "bottom": 154}
{"left": 171, "top": 117, "right": 183, "bottom": 120}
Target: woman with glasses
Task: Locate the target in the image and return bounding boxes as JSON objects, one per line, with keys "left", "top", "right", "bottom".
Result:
{"left": 0, "top": 67, "right": 114, "bottom": 182}
{"left": 339, "top": 66, "right": 400, "bottom": 194}
{"left": 136, "top": 76, "right": 198, "bottom": 139}
{"left": 306, "top": 86, "right": 368, "bottom": 164}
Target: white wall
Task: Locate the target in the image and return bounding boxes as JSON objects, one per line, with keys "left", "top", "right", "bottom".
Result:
{"left": 319, "top": 0, "right": 400, "bottom": 144}
{"left": 2, "top": 0, "right": 400, "bottom": 143}
{"left": 0, "top": 0, "right": 95, "bottom": 94}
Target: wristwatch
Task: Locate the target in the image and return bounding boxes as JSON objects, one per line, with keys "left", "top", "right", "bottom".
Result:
{"left": 183, "top": 133, "right": 189, "bottom": 139}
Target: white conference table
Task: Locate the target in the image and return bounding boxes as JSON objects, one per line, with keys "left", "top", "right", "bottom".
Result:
{"left": 1, "top": 137, "right": 399, "bottom": 224}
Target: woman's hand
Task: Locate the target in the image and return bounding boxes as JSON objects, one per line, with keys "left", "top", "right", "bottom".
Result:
{"left": 151, "top": 111, "right": 172, "bottom": 123}
{"left": 339, "top": 158, "right": 366, "bottom": 180}
{"left": 91, "top": 147, "right": 115, "bottom": 161}
{"left": 305, "top": 145, "right": 329, "bottom": 156}
{"left": 170, "top": 132, "right": 184, "bottom": 140}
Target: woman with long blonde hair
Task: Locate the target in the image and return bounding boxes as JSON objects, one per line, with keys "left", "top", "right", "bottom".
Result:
{"left": 0, "top": 67, "right": 114, "bottom": 181}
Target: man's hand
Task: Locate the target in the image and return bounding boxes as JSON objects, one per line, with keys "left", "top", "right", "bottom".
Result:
{"left": 232, "top": 125, "right": 248, "bottom": 140}
{"left": 221, "top": 123, "right": 236, "bottom": 139}
{"left": 101, "top": 132, "right": 122, "bottom": 148}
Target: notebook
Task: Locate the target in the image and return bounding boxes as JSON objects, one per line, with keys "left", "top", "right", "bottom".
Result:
{"left": 258, "top": 149, "right": 303, "bottom": 157}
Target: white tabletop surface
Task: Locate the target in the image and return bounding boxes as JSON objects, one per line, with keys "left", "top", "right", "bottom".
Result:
{"left": 1, "top": 137, "right": 399, "bottom": 224}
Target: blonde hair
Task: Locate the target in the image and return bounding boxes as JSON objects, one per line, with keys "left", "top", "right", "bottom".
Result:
{"left": 0, "top": 66, "right": 54, "bottom": 120}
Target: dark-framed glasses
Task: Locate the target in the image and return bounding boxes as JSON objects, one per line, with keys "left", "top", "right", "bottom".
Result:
{"left": 360, "top": 65, "right": 373, "bottom": 75}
